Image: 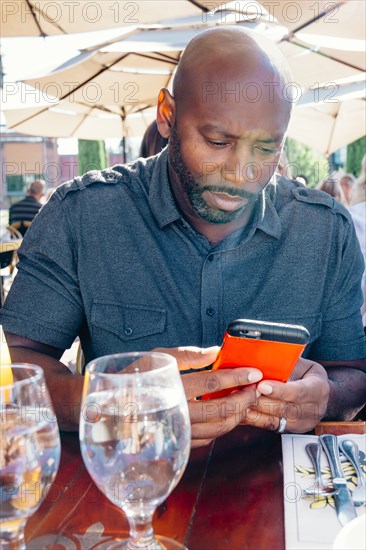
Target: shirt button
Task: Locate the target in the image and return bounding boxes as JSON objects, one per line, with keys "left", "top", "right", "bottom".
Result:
{"left": 124, "top": 327, "right": 133, "bottom": 336}
{"left": 299, "top": 189, "right": 308, "bottom": 197}
{"left": 208, "top": 254, "right": 214, "bottom": 262}
{"left": 206, "top": 308, "right": 215, "bottom": 316}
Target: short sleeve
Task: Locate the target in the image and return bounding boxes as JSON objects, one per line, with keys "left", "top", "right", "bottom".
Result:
{"left": 0, "top": 193, "right": 85, "bottom": 349}
{"left": 309, "top": 218, "right": 366, "bottom": 361}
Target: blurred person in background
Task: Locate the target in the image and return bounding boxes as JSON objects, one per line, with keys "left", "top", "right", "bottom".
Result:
{"left": 317, "top": 174, "right": 346, "bottom": 204}
{"left": 276, "top": 149, "right": 293, "bottom": 180}
{"left": 9, "top": 180, "right": 45, "bottom": 235}
{"left": 44, "top": 187, "right": 57, "bottom": 203}
{"left": 348, "top": 155, "right": 366, "bottom": 329}
{"left": 139, "top": 120, "right": 169, "bottom": 158}
{"left": 340, "top": 173, "right": 355, "bottom": 204}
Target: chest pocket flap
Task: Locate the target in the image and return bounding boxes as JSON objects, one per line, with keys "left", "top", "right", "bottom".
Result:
{"left": 91, "top": 301, "right": 166, "bottom": 341}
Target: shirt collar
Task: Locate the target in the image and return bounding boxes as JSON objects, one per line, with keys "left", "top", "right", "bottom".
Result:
{"left": 256, "top": 178, "right": 282, "bottom": 239}
{"left": 148, "top": 148, "right": 182, "bottom": 228}
{"left": 149, "top": 148, "right": 282, "bottom": 239}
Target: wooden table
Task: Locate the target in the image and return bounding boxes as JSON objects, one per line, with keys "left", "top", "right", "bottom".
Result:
{"left": 25, "top": 427, "right": 285, "bottom": 549}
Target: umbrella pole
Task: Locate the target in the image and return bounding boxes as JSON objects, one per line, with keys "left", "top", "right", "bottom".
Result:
{"left": 120, "top": 113, "right": 127, "bottom": 164}
{"left": 121, "top": 137, "right": 127, "bottom": 164}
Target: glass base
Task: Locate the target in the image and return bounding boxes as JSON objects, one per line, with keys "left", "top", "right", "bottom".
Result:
{"left": 108, "top": 535, "right": 187, "bottom": 550}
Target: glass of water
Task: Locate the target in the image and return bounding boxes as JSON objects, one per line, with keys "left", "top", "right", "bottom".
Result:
{"left": 0, "top": 365, "right": 61, "bottom": 549}
{"left": 79, "top": 352, "right": 191, "bottom": 550}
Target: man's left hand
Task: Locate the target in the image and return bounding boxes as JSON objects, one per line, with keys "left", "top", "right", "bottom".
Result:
{"left": 243, "top": 357, "right": 331, "bottom": 433}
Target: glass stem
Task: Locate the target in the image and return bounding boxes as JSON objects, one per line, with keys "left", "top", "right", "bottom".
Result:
{"left": 0, "top": 523, "right": 26, "bottom": 550}
{"left": 126, "top": 510, "right": 157, "bottom": 549}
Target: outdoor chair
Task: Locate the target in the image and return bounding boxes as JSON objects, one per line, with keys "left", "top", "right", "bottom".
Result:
{"left": 8, "top": 221, "right": 32, "bottom": 237}
{"left": 1, "top": 226, "right": 22, "bottom": 306}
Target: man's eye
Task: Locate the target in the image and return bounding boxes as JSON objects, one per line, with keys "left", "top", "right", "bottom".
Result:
{"left": 207, "top": 139, "right": 228, "bottom": 148}
{"left": 257, "top": 146, "right": 277, "bottom": 154}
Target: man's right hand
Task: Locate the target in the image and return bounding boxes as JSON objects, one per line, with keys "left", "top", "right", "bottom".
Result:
{"left": 154, "top": 346, "right": 263, "bottom": 447}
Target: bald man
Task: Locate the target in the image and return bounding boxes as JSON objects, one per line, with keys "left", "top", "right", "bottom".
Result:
{"left": 9, "top": 180, "right": 45, "bottom": 235}
{"left": 1, "top": 28, "right": 365, "bottom": 446}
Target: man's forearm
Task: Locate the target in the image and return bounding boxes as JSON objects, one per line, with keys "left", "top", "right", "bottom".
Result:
{"left": 8, "top": 347, "right": 83, "bottom": 431}
{"left": 325, "top": 367, "right": 366, "bottom": 420}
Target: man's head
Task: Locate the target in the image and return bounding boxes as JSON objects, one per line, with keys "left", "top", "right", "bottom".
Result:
{"left": 27, "top": 180, "right": 46, "bottom": 201}
{"left": 339, "top": 173, "right": 355, "bottom": 204}
{"left": 317, "top": 175, "right": 345, "bottom": 204}
{"left": 157, "top": 27, "right": 293, "bottom": 234}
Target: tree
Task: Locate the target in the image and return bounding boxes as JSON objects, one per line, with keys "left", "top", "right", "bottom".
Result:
{"left": 285, "top": 138, "right": 329, "bottom": 187}
{"left": 346, "top": 136, "right": 366, "bottom": 176}
{"left": 78, "top": 140, "right": 108, "bottom": 176}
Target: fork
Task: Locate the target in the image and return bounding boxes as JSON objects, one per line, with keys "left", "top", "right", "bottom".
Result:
{"left": 303, "top": 443, "right": 336, "bottom": 498}
{"left": 340, "top": 439, "right": 366, "bottom": 506}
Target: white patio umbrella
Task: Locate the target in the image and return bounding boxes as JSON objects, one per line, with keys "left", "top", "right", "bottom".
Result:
{"left": 287, "top": 81, "right": 366, "bottom": 155}
{"left": 2, "top": 7, "right": 282, "bottom": 137}
{"left": 257, "top": 0, "right": 365, "bottom": 87}
{"left": 258, "top": 0, "right": 365, "bottom": 41}
{"left": 1, "top": 0, "right": 229, "bottom": 36}
{"left": 2, "top": 46, "right": 180, "bottom": 143}
{"left": 3, "top": 1, "right": 365, "bottom": 150}
{"left": 288, "top": 99, "right": 366, "bottom": 155}
{"left": 17, "top": 23, "right": 364, "bottom": 110}
{"left": 3, "top": 100, "right": 157, "bottom": 140}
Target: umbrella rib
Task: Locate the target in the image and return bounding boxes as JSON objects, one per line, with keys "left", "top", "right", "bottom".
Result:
{"left": 25, "top": 0, "right": 46, "bottom": 37}
{"left": 75, "top": 102, "right": 153, "bottom": 117}
{"left": 279, "top": 0, "right": 349, "bottom": 42}
{"left": 134, "top": 52, "right": 178, "bottom": 65}
{"left": 54, "top": 53, "right": 131, "bottom": 100}
{"left": 81, "top": 29, "right": 141, "bottom": 54}
{"left": 70, "top": 107, "right": 95, "bottom": 137}
{"left": 29, "top": 0, "right": 68, "bottom": 36}
{"left": 288, "top": 39, "right": 364, "bottom": 73}
{"left": 189, "top": 0, "right": 212, "bottom": 11}
{"left": 9, "top": 53, "right": 132, "bottom": 130}
{"left": 325, "top": 110, "right": 338, "bottom": 156}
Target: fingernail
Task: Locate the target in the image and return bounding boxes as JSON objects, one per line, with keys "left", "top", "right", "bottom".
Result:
{"left": 248, "top": 370, "right": 263, "bottom": 383}
{"left": 258, "top": 382, "right": 273, "bottom": 395}
{"left": 255, "top": 389, "right": 261, "bottom": 398}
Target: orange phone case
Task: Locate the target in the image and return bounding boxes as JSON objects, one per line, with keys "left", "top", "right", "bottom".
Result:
{"left": 201, "top": 320, "right": 309, "bottom": 400}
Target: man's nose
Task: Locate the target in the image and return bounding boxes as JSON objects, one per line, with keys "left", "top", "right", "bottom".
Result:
{"left": 221, "top": 147, "right": 257, "bottom": 187}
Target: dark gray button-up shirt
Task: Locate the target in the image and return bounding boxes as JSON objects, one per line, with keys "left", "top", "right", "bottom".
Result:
{"left": 1, "top": 149, "right": 365, "bottom": 364}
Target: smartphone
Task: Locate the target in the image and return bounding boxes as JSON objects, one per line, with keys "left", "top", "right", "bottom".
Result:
{"left": 201, "top": 319, "right": 310, "bottom": 400}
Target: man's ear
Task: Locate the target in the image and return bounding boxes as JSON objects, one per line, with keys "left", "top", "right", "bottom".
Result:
{"left": 157, "top": 88, "right": 176, "bottom": 138}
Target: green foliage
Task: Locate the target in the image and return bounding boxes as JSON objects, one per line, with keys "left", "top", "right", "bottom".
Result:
{"left": 285, "top": 138, "right": 329, "bottom": 187}
{"left": 78, "top": 140, "right": 108, "bottom": 176}
{"left": 346, "top": 136, "right": 366, "bottom": 176}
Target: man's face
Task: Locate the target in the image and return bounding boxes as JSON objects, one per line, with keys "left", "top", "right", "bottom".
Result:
{"left": 169, "top": 125, "right": 259, "bottom": 224}
{"left": 168, "top": 74, "right": 290, "bottom": 226}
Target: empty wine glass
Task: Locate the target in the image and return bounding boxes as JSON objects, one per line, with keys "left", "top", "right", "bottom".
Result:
{"left": 79, "top": 352, "right": 191, "bottom": 550}
{"left": 0, "top": 364, "right": 61, "bottom": 549}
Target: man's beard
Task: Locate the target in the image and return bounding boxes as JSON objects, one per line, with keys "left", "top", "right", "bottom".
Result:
{"left": 168, "top": 125, "right": 259, "bottom": 224}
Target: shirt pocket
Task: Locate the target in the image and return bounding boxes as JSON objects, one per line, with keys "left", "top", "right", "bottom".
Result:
{"left": 91, "top": 301, "right": 167, "bottom": 342}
